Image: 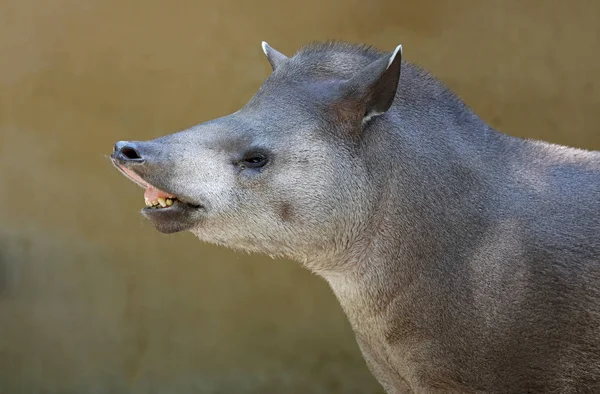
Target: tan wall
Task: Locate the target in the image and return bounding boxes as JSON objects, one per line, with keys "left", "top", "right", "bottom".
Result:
{"left": 0, "top": 1, "right": 598, "bottom": 393}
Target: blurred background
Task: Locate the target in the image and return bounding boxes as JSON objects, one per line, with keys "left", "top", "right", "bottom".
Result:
{"left": 0, "top": 0, "right": 598, "bottom": 393}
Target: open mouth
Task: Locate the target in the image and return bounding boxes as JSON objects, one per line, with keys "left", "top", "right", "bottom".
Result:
{"left": 113, "top": 164, "right": 201, "bottom": 211}
{"left": 111, "top": 144, "right": 204, "bottom": 234}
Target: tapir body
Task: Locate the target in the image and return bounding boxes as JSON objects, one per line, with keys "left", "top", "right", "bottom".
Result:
{"left": 111, "top": 41, "right": 600, "bottom": 393}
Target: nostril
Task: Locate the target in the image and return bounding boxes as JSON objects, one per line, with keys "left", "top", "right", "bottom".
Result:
{"left": 121, "top": 146, "right": 142, "bottom": 160}
{"left": 113, "top": 141, "right": 145, "bottom": 163}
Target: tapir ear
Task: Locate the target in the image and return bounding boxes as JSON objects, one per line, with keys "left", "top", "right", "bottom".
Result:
{"left": 261, "top": 41, "right": 288, "bottom": 71}
{"left": 341, "top": 45, "right": 403, "bottom": 122}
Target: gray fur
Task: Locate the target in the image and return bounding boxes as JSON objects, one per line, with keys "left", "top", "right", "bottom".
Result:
{"left": 111, "top": 41, "right": 600, "bottom": 393}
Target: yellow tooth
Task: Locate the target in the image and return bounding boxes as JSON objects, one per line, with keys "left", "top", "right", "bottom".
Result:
{"left": 158, "top": 197, "right": 167, "bottom": 207}
{"left": 152, "top": 200, "right": 158, "bottom": 206}
{"left": 166, "top": 198, "right": 173, "bottom": 206}
{"left": 145, "top": 198, "right": 151, "bottom": 207}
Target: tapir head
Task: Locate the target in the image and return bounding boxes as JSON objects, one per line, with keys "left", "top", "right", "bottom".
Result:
{"left": 111, "top": 41, "right": 402, "bottom": 262}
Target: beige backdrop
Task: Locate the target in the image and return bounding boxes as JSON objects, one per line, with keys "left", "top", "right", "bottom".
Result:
{"left": 0, "top": 0, "right": 599, "bottom": 393}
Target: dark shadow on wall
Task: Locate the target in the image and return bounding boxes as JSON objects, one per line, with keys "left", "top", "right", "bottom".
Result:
{"left": 0, "top": 235, "right": 29, "bottom": 298}
{"left": 0, "top": 243, "right": 6, "bottom": 297}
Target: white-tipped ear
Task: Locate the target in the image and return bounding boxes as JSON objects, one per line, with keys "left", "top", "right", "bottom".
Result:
{"left": 261, "top": 41, "right": 288, "bottom": 71}
{"left": 341, "top": 44, "right": 403, "bottom": 123}
{"left": 261, "top": 41, "right": 270, "bottom": 56}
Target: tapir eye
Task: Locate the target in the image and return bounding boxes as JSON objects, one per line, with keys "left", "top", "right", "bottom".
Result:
{"left": 240, "top": 153, "right": 269, "bottom": 169}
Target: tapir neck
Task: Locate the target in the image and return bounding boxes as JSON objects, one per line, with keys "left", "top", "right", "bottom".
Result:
{"left": 320, "top": 73, "right": 511, "bottom": 331}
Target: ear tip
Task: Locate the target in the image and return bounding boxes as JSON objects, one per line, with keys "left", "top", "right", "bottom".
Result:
{"left": 393, "top": 44, "right": 403, "bottom": 58}
{"left": 386, "top": 44, "right": 403, "bottom": 69}
{"left": 261, "top": 41, "right": 270, "bottom": 53}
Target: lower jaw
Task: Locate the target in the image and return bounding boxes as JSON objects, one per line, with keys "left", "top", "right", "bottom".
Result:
{"left": 140, "top": 201, "right": 203, "bottom": 234}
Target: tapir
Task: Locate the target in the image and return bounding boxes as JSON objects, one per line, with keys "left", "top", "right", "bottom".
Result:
{"left": 111, "top": 41, "right": 600, "bottom": 393}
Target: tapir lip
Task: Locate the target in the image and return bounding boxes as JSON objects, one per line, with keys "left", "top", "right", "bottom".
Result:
{"left": 111, "top": 159, "right": 148, "bottom": 189}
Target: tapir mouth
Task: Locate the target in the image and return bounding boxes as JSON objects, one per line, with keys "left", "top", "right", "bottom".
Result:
{"left": 113, "top": 163, "right": 203, "bottom": 211}
{"left": 110, "top": 141, "right": 205, "bottom": 234}
{"left": 112, "top": 162, "right": 205, "bottom": 234}
{"left": 116, "top": 164, "right": 177, "bottom": 208}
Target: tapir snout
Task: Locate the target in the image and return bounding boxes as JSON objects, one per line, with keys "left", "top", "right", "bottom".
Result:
{"left": 111, "top": 138, "right": 206, "bottom": 234}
